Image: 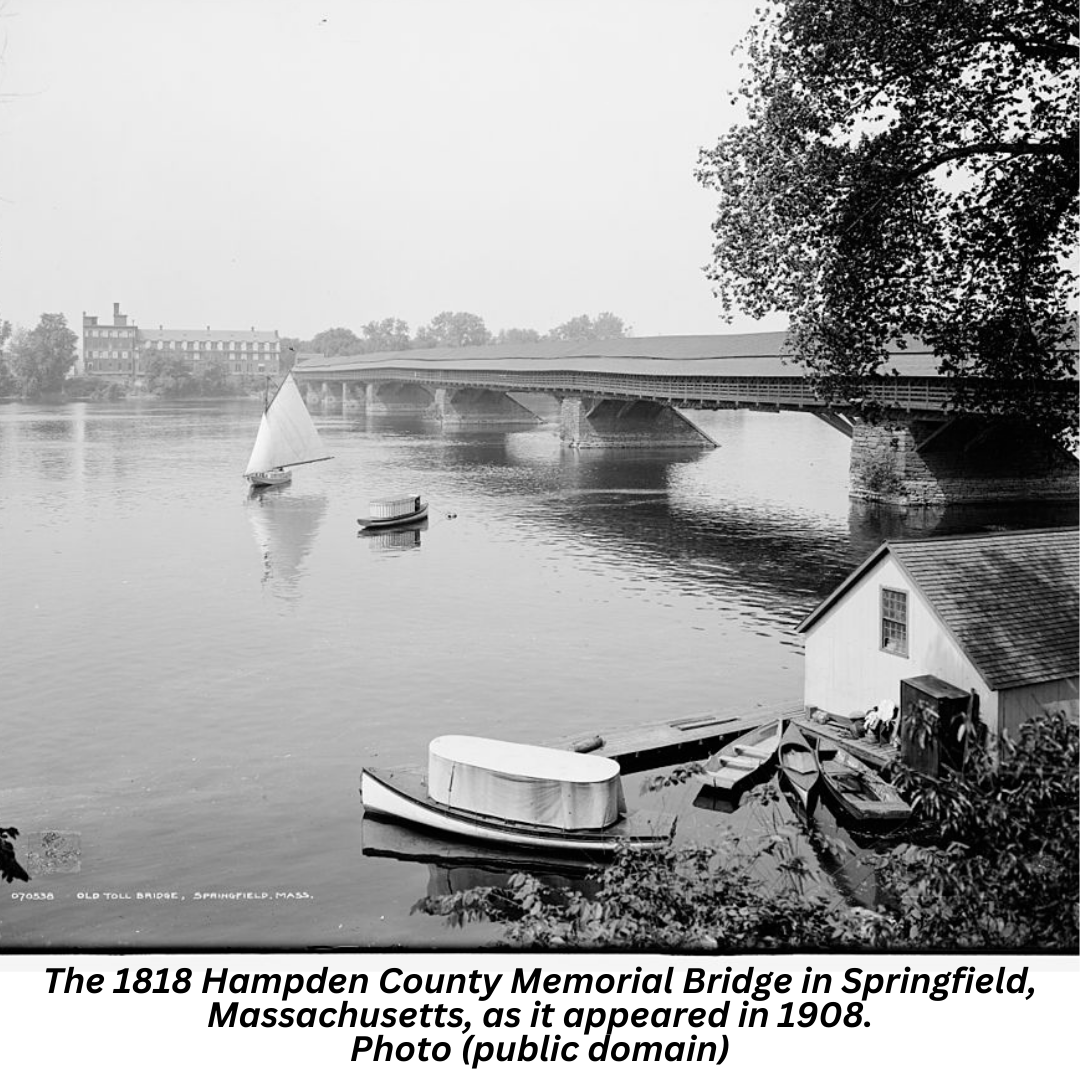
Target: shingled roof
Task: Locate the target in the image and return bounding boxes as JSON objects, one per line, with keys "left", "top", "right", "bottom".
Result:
{"left": 797, "top": 527, "right": 1079, "bottom": 690}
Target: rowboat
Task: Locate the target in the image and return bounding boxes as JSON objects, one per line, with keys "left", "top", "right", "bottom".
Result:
{"left": 357, "top": 494, "right": 429, "bottom": 530}
{"left": 814, "top": 738, "right": 911, "bottom": 826}
{"left": 701, "top": 718, "right": 781, "bottom": 792}
{"left": 777, "top": 721, "right": 819, "bottom": 810}
{"left": 360, "top": 735, "right": 676, "bottom": 855}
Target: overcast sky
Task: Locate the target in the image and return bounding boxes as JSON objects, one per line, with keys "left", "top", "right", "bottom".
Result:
{"left": 0, "top": 0, "right": 786, "bottom": 341}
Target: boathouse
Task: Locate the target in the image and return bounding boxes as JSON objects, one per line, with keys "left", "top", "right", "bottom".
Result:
{"left": 796, "top": 527, "right": 1079, "bottom": 746}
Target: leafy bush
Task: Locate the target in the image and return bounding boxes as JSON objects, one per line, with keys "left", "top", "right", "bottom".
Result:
{"left": 419, "top": 788, "right": 882, "bottom": 950}
{"left": 878, "top": 711, "right": 1078, "bottom": 950}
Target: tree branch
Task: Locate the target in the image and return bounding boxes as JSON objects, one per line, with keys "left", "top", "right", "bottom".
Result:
{"left": 906, "top": 139, "right": 1075, "bottom": 179}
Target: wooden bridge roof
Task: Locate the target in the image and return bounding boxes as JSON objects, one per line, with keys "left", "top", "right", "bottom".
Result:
{"left": 293, "top": 331, "right": 944, "bottom": 379}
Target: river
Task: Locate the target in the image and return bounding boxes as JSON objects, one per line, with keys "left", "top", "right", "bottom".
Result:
{"left": 0, "top": 397, "right": 1072, "bottom": 948}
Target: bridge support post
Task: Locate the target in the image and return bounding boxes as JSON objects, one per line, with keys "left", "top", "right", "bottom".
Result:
{"left": 433, "top": 387, "right": 541, "bottom": 426}
{"left": 850, "top": 417, "right": 1078, "bottom": 505}
{"left": 558, "top": 397, "right": 717, "bottom": 448}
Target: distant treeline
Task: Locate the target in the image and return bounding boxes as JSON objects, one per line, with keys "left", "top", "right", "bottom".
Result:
{"left": 285, "top": 311, "right": 630, "bottom": 361}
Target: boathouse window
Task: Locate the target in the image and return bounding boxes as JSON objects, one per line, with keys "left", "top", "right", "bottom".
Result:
{"left": 881, "top": 587, "right": 908, "bottom": 656}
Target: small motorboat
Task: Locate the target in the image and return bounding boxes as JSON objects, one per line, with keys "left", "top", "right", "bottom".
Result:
{"left": 778, "top": 721, "right": 819, "bottom": 810}
{"left": 357, "top": 494, "right": 429, "bottom": 530}
{"left": 701, "top": 717, "right": 781, "bottom": 793}
{"left": 814, "top": 738, "right": 911, "bottom": 826}
{"left": 360, "top": 735, "right": 676, "bottom": 855}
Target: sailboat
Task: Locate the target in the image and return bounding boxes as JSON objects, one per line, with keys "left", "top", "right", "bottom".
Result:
{"left": 244, "top": 373, "right": 332, "bottom": 488}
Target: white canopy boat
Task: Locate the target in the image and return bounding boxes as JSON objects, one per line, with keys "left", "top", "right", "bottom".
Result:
{"left": 357, "top": 494, "right": 429, "bottom": 530}
{"left": 360, "top": 735, "right": 676, "bottom": 854}
{"left": 244, "top": 373, "right": 332, "bottom": 488}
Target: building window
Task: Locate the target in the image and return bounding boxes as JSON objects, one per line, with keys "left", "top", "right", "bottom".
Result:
{"left": 881, "top": 587, "right": 908, "bottom": 656}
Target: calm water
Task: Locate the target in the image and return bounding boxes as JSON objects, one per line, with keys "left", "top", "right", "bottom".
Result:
{"left": 0, "top": 398, "right": 1072, "bottom": 948}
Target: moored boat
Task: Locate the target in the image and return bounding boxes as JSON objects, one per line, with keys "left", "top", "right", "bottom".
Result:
{"left": 357, "top": 494, "right": 429, "bottom": 530}
{"left": 778, "top": 720, "right": 819, "bottom": 810}
{"left": 360, "top": 735, "right": 676, "bottom": 855}
{"left": 701, "top": 717, "right": 781, "bottom": 792}
{"left": 814, "top": 738, "right": 911, "bottom": 826}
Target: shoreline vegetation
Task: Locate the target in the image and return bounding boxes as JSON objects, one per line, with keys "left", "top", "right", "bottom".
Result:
{"left": 421, "top": 713, "right": 1079, "bottom": 952}
{"left": 0, "top": 376, "right": 266, "bottom": 404}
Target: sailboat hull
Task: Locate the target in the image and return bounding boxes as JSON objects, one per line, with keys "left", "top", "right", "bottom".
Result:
{"left": 247, "top": 469, "right": 293, "bottom": 489}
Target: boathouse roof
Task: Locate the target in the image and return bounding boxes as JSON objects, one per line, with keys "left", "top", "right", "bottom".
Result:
{"left": 796, "top": 527, "right": 1080, "bottom": 690}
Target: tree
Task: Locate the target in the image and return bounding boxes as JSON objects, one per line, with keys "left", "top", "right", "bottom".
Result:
{"left": 198, "top": 357, "right": 229, "bottom": 396}
{"left": 0, "top": 317, "right": 14, "bottom": 396}
{"left": 414, "top": 311, "right": 492, "bottom": 349}
{"left": 143, "top": 349, "right": 196, "bottom": 397}
{"left": 547, "top": 312, "right": 630, "bottom": 341}
{"left": 279, "top": 336, "right": 303, "bottom": 370}
{"left": 361, "top": 317, "right": 411, "bottom": 353}
{"left": 696, "top": 0, "right": 1079, "bottom": 442}
{"left": 308, "top": 327, "right": 364, "bottom": 357}
{"left": 495, "top": 327, "right": 543, "bottom": 346}
{"left": 8, "top": 313, "right": 78, "bottom": 396}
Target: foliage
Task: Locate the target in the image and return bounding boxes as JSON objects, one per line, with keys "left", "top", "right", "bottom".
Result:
{"left": 361, "top": 317, "right": 412, "bottom": 353}
{"left": 199, "top": 357, "right": 230, "bottom": 395}
{"left": 279, "top": 336, "right": 303, "bottom": 369}
{"left": 495, "top": 327, "right": 543, "bottom": 346}
{"left": 420, "top": 787, "right": 878, "bottom": 950}
{"left": 7, "top": 313, "right": 78, "bottom": 396}
{"left": 62, "top": 375, "right": 125, "bottom": 401}
{"left": 143, "top": 349, "right": 197, "bottom": 396}
{"left": 308, "top": 327, "right": 364, "bottom": 357}
{"left": 696, "top": 0, "right": 1078, "bottom": 443}
{"left": 878, "top": 711, "right": 1078, "bottom": 950}
{"left": 547, "top": 312, "right": 630, "bottom": 342}
{"left": 414, "top": 311, "right": 493, "bottom": 349}
{"left": 0, "top": 316, "right": 14, "bottom": 395}
{"left": 424, "top": 715, "right": 1077, "bottom": 951}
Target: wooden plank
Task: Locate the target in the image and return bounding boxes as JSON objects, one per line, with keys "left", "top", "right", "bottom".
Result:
{"left": 557, "top": 699, "right": 804, "bottom": 773}
{"left": 798, "top": 716, "right": 898, "bottom": 771}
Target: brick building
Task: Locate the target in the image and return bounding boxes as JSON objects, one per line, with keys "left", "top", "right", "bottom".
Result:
{"left": 82, "top": 302, "right": 282, "bottom": 380}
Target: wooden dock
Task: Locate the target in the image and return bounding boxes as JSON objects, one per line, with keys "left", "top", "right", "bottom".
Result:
{"left": 366, "top": 699, "right": 900, "bottom": 783}
{"left": 798, "top": 714, "right": 898, "bottom": 771}
{"left": 555, "top": 699, "right": 805, "bottom": 774}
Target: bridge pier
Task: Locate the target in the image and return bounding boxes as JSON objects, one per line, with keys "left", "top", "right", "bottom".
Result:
{"left": 849, "top": 417, "right": 1078, "bottom": 505}
{"left": 433, "top": 387, "right": 541, "bottom": 426}
{"left": 558, "top": 397, "right": 717, "bottom": 448}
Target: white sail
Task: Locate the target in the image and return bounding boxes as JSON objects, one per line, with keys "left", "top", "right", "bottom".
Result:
{"left": 244, "top": 374, "right": 331, "bottom": 476}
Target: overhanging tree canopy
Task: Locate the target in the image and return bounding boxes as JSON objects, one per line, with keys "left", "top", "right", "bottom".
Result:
{"left": 696, "top": 0, "right": 1078, "bottom": 440}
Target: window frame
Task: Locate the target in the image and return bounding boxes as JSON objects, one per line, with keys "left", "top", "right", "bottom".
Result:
{"left": 880, "top": 586, "right": 909, "bottom": 657}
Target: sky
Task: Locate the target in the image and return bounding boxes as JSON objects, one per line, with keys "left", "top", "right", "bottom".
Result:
{"left": 0, "top": 0, "right": 787, "bottom": 342}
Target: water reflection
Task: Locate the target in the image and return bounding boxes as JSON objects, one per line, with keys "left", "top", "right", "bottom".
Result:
{"left": 360, "top": 520, "right": 428, "bottom": 553}
{"left": 246, "top": 489, "right": 328, "bottom": 601}
{"left": 685, "top": 769, "right": 885, "bottom": 908}
{"left": 361, "top": 815, "right": 602, "bottom": 912}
